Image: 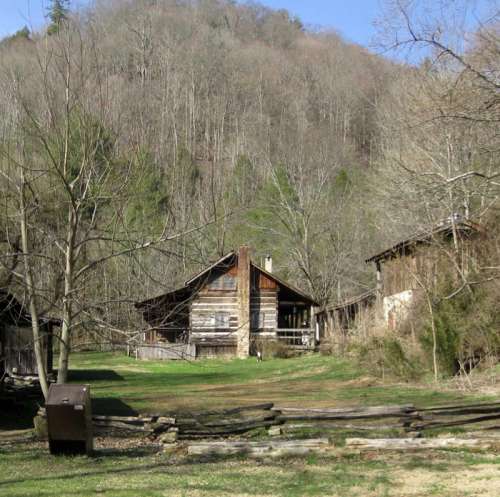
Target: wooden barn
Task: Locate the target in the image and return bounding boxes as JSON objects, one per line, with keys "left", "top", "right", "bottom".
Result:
{"left": 0, "top": 290, "right": 56, "bottom": 377}
{"left": 366, "top": 217, "right": 483, "bottom": 329}
{"left": 135, "top": 246, "right": 319, "bottom": 359}
{"left": 318, "top": 217, "right": 483, "bottom": 339}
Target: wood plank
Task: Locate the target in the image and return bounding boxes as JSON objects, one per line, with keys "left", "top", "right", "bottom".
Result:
{"left": 276, "top": 405, "right": 417, "bottom": 420}
{"left": 187, "top": 438, "right": 330, "bottom": 457}
{"left": 409, "top": 413, "right": 500, "bottom": 431}
{"left": 345, "top": 437, "right": 498, "bottom": 451}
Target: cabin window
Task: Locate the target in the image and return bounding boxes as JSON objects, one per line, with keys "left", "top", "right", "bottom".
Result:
{"left": 207, "top": 274, "right": 237, "bottom": 291}
{"left": 214, "top": 312, "right": 230, "bottom": 328}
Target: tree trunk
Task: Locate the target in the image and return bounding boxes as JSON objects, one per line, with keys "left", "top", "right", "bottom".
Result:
{"left": 57, "top": 208, "right": 77, "bottom": 384}
{"left": 20, "top": 174, "right": 49, "bottom": 399}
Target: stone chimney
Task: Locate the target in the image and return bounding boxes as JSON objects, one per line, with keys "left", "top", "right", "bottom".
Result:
{"left": 237, "top": 246, "right": 250, "bottom": 358}
{"left": 264, "top": 254, "right": 273, "bottom": 273}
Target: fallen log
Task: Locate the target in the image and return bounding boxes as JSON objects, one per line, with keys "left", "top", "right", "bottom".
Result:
{"left": 409, "top": 413, "right": 500, "bottom": 432}
{"left": 178, "top": 419, "right": 279, "bottom": 437}
{"left": 277, "top": 404, "right": 417, "bottom": 421}
{"left": 177, "top": 411, "right": 277, "bottom": 429}
{"left": 187, "top": 403, "right": 274, "bottom": 417}
{"left": 419, "top": 401, "right": 500, "bottom": 414}
{"left": 345, "top": 437, "right": 498, "bottom": 451}
{"left": 282, "top": 422, "right": 404, "bottom": 432}
{"left": 187, "top": 438, "right": 331, "bottom": 457}
{"left": 38, "top": 409, "right": 175, "bottom": 427}
{"left": 92, "top": 415, "right": 154, "bottom": 424}
{"left": 223, "top": 403, "right": 274, "bottom": 414}
{"left": 92, "top": 420, "right": 151, "bottom": 432}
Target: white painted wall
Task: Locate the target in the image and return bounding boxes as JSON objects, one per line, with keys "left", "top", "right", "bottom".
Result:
{"left": 383, "top": 290, "right": 414, "bottom": 328}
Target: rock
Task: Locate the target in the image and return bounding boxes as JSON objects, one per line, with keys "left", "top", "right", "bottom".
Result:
{"left": 268, "top": 426, "right": 282, "bottom": 436}
{"left": 157, "top": 416, "right": 176, "bottom": 425}
{"left": 162, "top": 443, "right": 178, "bottom": 454}
{"left": 159, "top": 428, "right": 178, "bottom": 443}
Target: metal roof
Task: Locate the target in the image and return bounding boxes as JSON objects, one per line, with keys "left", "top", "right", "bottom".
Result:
{"left": 135, "top": 249, "right": 319, "bottom": 307}
{"left": 365, "top": 219, "right": 483, "bottom": 264}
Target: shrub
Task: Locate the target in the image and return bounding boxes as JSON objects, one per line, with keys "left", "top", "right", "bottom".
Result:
{"left": 251, "top": 339, "right": 296, "bottom": 359}
{"left": 353, "top": 335, "right": 422, "bottom": 381}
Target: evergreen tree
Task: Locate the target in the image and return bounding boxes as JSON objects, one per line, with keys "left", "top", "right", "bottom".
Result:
{"left": 47, "top": 0, "right": 69, "bottom": 36}
{"left": 0, "top": 26, "right": 30, "bottom": 46}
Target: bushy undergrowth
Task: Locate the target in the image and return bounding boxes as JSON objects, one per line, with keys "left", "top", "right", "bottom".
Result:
{"left": 251, "top": 339, "right": 296, "bottom": 359}
{"left": 420, "top": 279, "right": 500, "bottom": 376}
{"left": 352, "top": 335, "right": 422, "bottom": 381}
{"left": 349, "top": 276, "right": 499, "bottom": 381}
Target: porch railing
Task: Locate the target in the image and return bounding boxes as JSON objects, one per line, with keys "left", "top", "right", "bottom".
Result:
{"left": 276, "top": 328, "right": 315, "bottom": 349}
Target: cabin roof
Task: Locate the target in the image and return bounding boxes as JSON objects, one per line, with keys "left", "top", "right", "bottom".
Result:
{"left": 365, "top": 219, "right": 483, "bottom": 264}
{"left": 136, "top": 250, "right": 319, "bottom": 308}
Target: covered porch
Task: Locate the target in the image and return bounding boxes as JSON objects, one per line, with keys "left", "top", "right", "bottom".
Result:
{"left": 276, "top": 285, "right": 317, "bottom": 350}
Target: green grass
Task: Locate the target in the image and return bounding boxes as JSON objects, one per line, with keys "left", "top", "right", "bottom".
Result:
{"left": 0, "top": 446, "right": 388, "bottom": 497}
{"left": 1, "top": 352, "right": 499, "bottom": 497}
{"left": 1, "top": 443, "right": 499, "bottom": 497}
{"left": 66, "top": 351, "right": 484, "bottom": 415}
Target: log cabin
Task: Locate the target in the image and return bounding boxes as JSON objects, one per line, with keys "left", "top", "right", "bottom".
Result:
{"left": 0, "top": 290, "right": 57, "bottom": 377}
{"left": 135, "top": 246, "right": 319, "bottom": 359}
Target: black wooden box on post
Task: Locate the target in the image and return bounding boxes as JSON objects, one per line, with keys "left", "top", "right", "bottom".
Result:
{"left": 46, "top": 384, "right": 93, "bottom": 455}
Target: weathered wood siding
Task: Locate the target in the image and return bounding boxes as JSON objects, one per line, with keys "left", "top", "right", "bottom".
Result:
{"left": 2, "top": 325, "right": 46, "bottom": 376}
{"left": 136, "top": 343, "right": 195, "bottom": 360}
{"left": 381, "top": 238, "right": 478, "bottom": 299}
{"left": 250, "top": 290, "right": 277, "bottom": 332}
{"left": 190, "top": 266, "right": 239, "bottom": 349}
{"left": 250, "top": 269, "right": 278, "bottom": 335}
{"left": 189, "top": 264, "right": 280, "bottom": 355}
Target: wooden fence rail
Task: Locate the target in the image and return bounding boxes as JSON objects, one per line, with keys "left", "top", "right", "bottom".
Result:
{"left": 35, "top": 401, "right": 500, "bottom": 441}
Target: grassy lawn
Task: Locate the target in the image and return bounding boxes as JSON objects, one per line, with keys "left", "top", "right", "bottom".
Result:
{"left": 66, "top": 351, "right": 487, "bottom": 415}
{"left": 1, "top": 440, "right": 499, "bottom": 497}
{"left": 1, "top": 352, "right": 499, "bottom": 497}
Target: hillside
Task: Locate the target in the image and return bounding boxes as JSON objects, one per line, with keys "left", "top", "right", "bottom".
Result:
{"left": 0, "top": 0, "right": 498, "bottom": 380}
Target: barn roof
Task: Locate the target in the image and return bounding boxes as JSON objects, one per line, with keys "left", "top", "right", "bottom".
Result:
{"left": 365, "top": 218, "right": 484, "bottom": 264}
{"left": 136, "top": 250, "right": 319, "bottom": 308}
{"left": 0, "top": 290, "right": 32, "bottom": 326}
{"left": 0, "top": 290, "right": 61, "bottom": 327}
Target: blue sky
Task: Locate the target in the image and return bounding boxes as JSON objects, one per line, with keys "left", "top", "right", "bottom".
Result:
{"left": 1, "top": 0, "right": 381, "bottom": 46}
{"left": 252, "top": 0, "right": 381, "bottom": 46}
{"left": 0, "top": 0, "right": 493, "bottom": 52}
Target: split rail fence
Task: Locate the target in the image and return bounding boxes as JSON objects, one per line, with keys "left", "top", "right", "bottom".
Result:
{"left": 36, "top": 400, "right": 500, "bottom": 440}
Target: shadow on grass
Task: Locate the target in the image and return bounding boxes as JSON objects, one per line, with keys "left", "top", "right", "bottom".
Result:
{"left": 91, "top": 397, "right": 137, "bottom": 416}
{"left": 0, "top": 460, "right": 171, "bottom": 487}
{"left": 0, "top": 398, "right": 41, "bottom": 431}
{"left": 68, "top": 369, "right": 125, "bottom": 382}
{"left": 94, "top": 446, "right": 161, "bottom": 458}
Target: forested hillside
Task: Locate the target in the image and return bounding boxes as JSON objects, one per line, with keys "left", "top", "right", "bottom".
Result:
{"left": 0, "top": 0, "right": 498, "bottom": 381}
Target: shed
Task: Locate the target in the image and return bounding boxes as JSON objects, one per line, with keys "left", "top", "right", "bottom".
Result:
{"left": 0, "top": 290, "right": 57, "bottom": 377}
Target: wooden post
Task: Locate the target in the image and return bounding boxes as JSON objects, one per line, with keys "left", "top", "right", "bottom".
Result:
{"left": 376, "top": 261, "right": 383, "bottom": 298}
{"left": 237, "top": 246, "right": 250, "bottom": 358}
{"left": 375, "top": 261, "right": 384, "bottom": 322}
